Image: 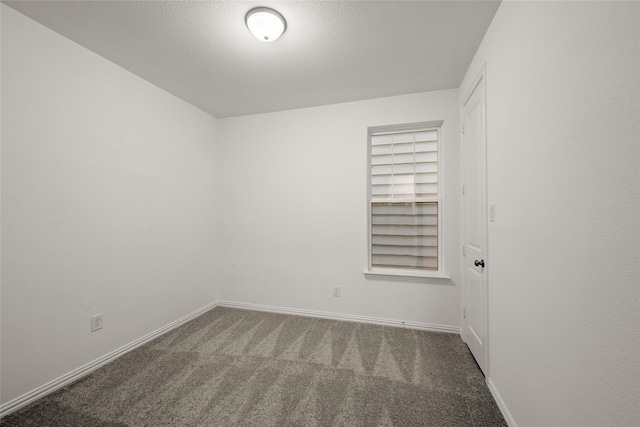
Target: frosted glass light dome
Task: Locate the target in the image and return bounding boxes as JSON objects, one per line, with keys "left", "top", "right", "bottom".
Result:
{"left": 245, "top": 7, "right": 286, "bottom": 42}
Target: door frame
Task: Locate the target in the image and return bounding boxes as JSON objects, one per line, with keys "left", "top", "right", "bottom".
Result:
{"left": 461, "top": 63, "right": 489, "bottom": 376}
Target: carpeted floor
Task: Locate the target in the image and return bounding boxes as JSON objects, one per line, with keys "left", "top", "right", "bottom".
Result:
{"left": 1, "top": 307, "right": 507, "bottom": 426}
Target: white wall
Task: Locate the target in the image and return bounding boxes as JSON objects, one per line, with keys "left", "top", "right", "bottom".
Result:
{"left": 8, "top": 2, "right": 637, "bottom": 424}
{"left": 217, "top": 90, "right": 461, "bottom": 328}
{"left": 1, "top": 5, "right": 219, "bottom": 406}
{"left": 459, "top": 2, "right": 640, "bottom": 426}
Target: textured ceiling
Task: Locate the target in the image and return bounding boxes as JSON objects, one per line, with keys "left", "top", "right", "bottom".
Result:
{"left": 3, "top": 0, "right": 501, "bottom": 118}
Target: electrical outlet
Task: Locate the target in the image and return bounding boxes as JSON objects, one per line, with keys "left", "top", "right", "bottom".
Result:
{"left": 91, "top": 313, "right": 103, "bottom": 332}
{"left": 333, "top": 286, "right": 341, "bottom": 297}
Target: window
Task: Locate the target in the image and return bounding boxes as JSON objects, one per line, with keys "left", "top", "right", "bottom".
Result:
{"left": 367, "top": 121, "right": 444, "bottom": 277}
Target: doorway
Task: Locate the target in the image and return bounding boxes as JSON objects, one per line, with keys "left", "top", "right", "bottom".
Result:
{"left": 461, "top": 65, "right": 488, "bottom": 375}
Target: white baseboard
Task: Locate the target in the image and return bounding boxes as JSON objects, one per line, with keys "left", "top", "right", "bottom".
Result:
{"left": 487, "top": 377, "right": 517, "bottom": 427}
{"left": 0, "top": 301, "right": 218, "bottom": 419}
{"left": 1, "top": 299, "right": 460, "bottom": 419}
{"left": 216, "top": 300, "right": 461, "bottom": 334}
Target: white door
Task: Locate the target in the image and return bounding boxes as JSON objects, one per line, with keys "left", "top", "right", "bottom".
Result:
{"left": 462, "top": 70, "right": 488, "bottom": 375}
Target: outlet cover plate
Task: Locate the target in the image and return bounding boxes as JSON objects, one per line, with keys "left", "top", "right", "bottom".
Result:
{"left": 91, "top": 313, "right": 103, "bottom": 332}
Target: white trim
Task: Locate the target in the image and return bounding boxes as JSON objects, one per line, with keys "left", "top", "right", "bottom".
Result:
{"left": 216, "top": 300, "right": 460, "bottom": 334}
{"left": 462, "top": 63, "right": 486, "bottom": 105}
{"left": 367, "top": 120, "right": 446, "bottom": 276}
{"left": 487, "top": 378, "right": 517, "bottom": 427}
{"left": 369, "top": 120, "right": 444, "bottom": 135}
{"left": 0, "top": 301, "right": 218, "bottom": 419}
{"left": 0, "top": 299, "right": 461, "bottom": 419}
{"left": 363, "top": 268, "right": 451, "bottom": 281}
{"left": 437, "top": 121, "right": 446, "bottom": 274}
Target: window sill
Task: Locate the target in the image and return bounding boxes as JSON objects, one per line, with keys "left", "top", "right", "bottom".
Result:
{"left": 363, "top": 268, "right": 451, "bottom": 281}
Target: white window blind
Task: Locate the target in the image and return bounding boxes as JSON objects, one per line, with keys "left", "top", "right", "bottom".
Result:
{"left": 369, "top": 124, "right": 441, "bottom": 271}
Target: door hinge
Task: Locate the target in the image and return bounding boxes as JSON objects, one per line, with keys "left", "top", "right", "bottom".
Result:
{"left": 463, "top": 308, "right": 466, "bottom": 319}
{"left": 462, "top": 184, "right": 465, "bottom": 195}
{"left": 462, "top": 246, "right": 466, "bottom": 257}
{"left": 461, "top": 124, "right": 465, "bottom": 134}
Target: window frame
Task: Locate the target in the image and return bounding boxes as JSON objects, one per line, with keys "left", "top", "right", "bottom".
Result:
{"left": 365, "top": 120, "right": 449, "bottom": 280}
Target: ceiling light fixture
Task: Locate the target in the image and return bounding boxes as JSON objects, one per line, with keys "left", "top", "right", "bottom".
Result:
{"left": 245, "top": 7, "right": 286, "bottom": 42}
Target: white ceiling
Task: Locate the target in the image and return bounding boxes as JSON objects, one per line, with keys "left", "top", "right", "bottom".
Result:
{"left": 4, "top": 0, "right": 500, "bottom": 118}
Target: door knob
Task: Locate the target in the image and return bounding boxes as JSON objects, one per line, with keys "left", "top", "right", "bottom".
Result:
{"left": 474, "top": 259, "right": 485, "bottom": 268}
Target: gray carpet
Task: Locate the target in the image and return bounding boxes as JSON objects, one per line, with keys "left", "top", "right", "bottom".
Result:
{"left": 1, "top": 307, "right": 506, "bottom": 426}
